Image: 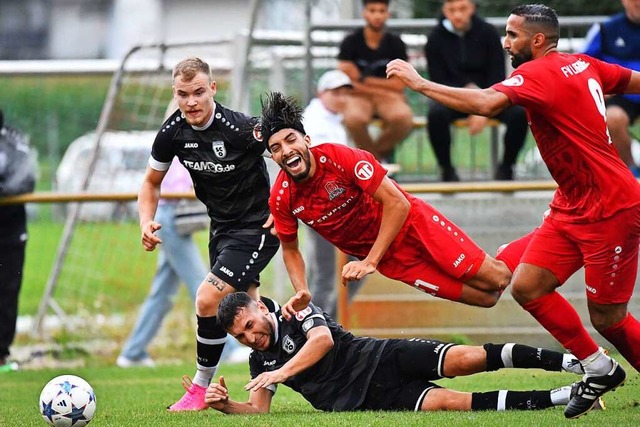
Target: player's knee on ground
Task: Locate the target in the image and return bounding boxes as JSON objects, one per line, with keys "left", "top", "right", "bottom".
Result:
{"left": 421, "top": 388, "right": 471, "bottom": 411}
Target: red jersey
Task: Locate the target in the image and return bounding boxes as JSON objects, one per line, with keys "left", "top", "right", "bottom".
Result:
{"left": 492, "top": 52, "right": 640, "bottom": 222}
{"left": 270, "top": 143, "right": 412, "bottom": 260}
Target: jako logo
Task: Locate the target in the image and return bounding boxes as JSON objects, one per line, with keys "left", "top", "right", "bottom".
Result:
{"left": 453, "top": 253, "right": 465, "bottom": 268}
{"left": 586, "top": 285, "right": 597, "bottom": 294}
{"left": 185, "top": 142, "right": 198, "bottom": 148}
{"left": 293, "top": 206, "right": 304, "bottom": 214}
{"left": 220, "top": 266, "right": 234, "bottom": 277}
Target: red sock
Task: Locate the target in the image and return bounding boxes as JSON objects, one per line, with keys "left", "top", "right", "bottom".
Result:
{"left": 496, "top": 229, "right": 536, "bottom": 273}
{"left": 601, "top": 313, "right": 640, "bottom": 372}
{"left": 522, "top": 292, "right": 598, "bottom": 359}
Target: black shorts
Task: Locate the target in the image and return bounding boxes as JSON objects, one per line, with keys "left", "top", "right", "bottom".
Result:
{"left": 606, "top": 95, "right": 640, "bottom": 123}
{"left": 208, "top": 228, "right": 280, "bottom": 291}
{"left": 359, "top": 338, "right": 456, "bottom": 411}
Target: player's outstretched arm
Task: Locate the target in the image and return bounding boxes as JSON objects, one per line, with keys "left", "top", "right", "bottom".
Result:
{"left": 205, "top": 376, "right": 273, "bottom": 414}
{"left": 342, "top": 176, "right": 409, "bottom": 284}
{"left": 625, "top": 70, "right": 640, "bottom": 95}
{"left": 245, "top": 326, "right": 333, "bottom": 392}
{"left": 386, "top": 59, "right": 511, "bottom": 117}
{"left": 280, "top": 238, "right": 312, "bottom": 319}
{"left": 138, "top": 165, "right": 166, "bottom": 251}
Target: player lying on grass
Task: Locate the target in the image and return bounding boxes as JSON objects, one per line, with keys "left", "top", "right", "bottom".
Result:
{"left": 204, "top": 292, "right": 597, "bottom": 414}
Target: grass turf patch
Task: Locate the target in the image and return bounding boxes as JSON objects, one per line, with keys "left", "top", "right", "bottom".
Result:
{"left": 2, "top": 357, "right": 639, "bottom": 427}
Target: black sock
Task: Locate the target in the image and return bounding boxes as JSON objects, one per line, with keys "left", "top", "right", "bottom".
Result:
{"left": 194, "top": 315, "right": 226, "bottom": 387}
{"left": 471, "top": 390, "right": 554, "bottom": 411}
{"left": 484, "top": 343, "right": 563, "bottom": 371}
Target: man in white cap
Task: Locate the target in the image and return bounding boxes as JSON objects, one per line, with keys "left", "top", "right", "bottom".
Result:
{"left": 301, "top": 70, "right": 364, "bottom": 318}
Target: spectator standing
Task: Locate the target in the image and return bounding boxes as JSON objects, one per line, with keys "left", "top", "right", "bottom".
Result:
{"left": 582, "top": 0, "right": 640, "bottom": 176}
{"left": 426, "top": 0, "right": 528, "bottom": 181}
{"left": 338, "top": 0, "right": 414, "bottom": 163}
{"left": 302, "top": 70, "right": 364, "bottom": 318}
{"left": 0, "top": 109, "right": 37, "bottom": 373}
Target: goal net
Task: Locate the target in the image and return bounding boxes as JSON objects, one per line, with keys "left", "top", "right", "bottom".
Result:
{"left": 33, "top": 39, "right": 281, "bottom": 345}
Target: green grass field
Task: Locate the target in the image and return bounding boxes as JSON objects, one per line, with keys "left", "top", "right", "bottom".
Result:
{"left": 2, "top": 357, "right": 639, "bottom": 427}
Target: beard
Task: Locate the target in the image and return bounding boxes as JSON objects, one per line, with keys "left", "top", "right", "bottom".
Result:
{"left": 282, "top": 152, "right": 312, "bottom": 182}
{"left": 510, "top": 48, "right": 533, "bottom": 68}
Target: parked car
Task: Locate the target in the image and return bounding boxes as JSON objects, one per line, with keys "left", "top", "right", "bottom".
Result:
{"left": 55, "top": 130, "right": 154, "bottom": 221}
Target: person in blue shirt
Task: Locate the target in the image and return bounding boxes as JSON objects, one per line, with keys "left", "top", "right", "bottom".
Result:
{"left": 583, "top": 0, "right": 640, "bottom": 176}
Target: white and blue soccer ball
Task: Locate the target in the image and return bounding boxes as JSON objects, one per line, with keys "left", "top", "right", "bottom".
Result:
{"left": 39, "top": 375, "right": 96, "bottom": 427}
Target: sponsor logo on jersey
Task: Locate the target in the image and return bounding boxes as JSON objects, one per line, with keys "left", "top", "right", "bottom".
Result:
{"left": 293, "top": 206, "right": 304, "bottom": 214}
{"left": 220, "top": 265, "right": 234, "bottom": 277}
{"left": 324, "top": 181, "right": 345, "bottom": 201}
{"left": 295, "top": 307, "right": 312, "bottom": 321}
{"left": 453, "top": 253, "right": 466, "bottom": 268}
{"left": 184, "top": 142, "right": 199, "bottom": 149}
{"left": 282, "top": 335, "right": 296, "bottom": 354}
{"left": 182, "top": 160, "right": 236, "bottom": 173}
{"left": 586, "top": 284, "right": 597, "bottom": 294}
{"left": 301, "top": 318, "right": 315, "bottom": 333}
{"left": 253, "top": 123, "right": 263, "bottom": 142}
{"left": 263, "top": 359, "right": 276, "bottom": 366}
{"left": 212, "top": 140, "right": 227, "bottom": 158}
{"left": 354, "top": 160, "right": 375, "bottom": 180}
{"left": 307, "top": 195, "right": 355, "bottom": 225}
{"left": 561, "top": 58, "right": 590, "bottom": 77}
{"left": 501, "top": 75, "right": 524, "bottom": 87}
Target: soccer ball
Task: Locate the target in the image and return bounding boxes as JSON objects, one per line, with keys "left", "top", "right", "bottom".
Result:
{"left": 39, "top": 375, "right": 96, "bottom": 427}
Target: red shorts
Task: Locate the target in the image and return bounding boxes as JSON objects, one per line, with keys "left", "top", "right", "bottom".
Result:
{"left": 522, "top": 206, "right": 640, "bottom": 304}
{"left": 377, "top": 201, "right": 486, "bottom": 302}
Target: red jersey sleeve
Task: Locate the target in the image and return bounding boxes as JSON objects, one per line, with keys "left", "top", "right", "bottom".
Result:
{"left": 269, "top": 171, "right": 298, "bottom": 243}
{"left": 586, "top": 55, "right": 632, "bottom": 94}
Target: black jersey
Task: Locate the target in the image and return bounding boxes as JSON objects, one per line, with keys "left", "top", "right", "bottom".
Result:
{"left": 249, "top": 303, "right": 387, "bottom": 411}
{"left": 338, "top": 28, "right": 408, "bottom": 79}
{"left": 150, "top": 103, "right": 270, "bottom": 231}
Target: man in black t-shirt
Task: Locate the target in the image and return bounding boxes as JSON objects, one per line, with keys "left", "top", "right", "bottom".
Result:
{"left": 338, "top": 0, "right": 413, "bottom": 162}
{"left": 426, "top": 0, "right": 528, "bottom": 182}
{"left": 138, "top": 57, "right": 280, "bottom": 411}
{"left": 205, "top": 292, "right": 594, "bottom": 414}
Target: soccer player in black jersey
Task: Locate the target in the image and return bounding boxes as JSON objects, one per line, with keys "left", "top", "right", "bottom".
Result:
{"left": 138, "top": 57, "right": 280, "bottom": 411}
{"left": 204, "top": 292, "right": 598, "bottom": 414}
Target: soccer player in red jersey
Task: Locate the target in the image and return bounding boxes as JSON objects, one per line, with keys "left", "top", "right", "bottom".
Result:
{"left": 387, "top": 4, "right": 640, "bottom": 419}
{"left": 260, "top": 92, "right": 524, "bottom": 330}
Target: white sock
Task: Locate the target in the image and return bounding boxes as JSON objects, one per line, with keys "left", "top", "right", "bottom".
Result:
{"left": 193, "top": 364, "right": 218, "bottom": 388}
{"left": 581, "top": 348, "right": 613, "bottom": 377}
{"left": 500, "top": 343, "right": 516, "bottom": 368}
{"left": 550, "top": 386, "right": 571, "bottom": 405}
